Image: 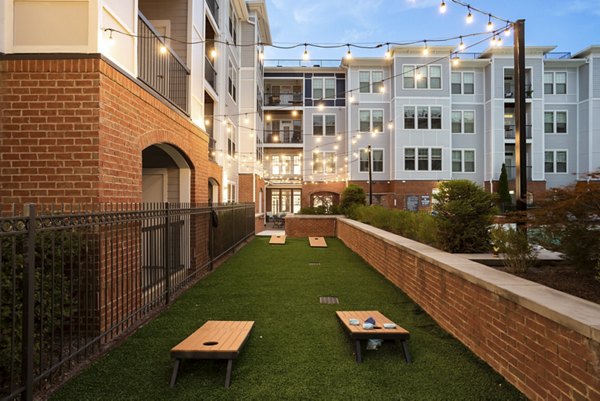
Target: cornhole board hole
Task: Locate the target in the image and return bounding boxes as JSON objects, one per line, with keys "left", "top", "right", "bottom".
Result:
{"left": 309, "top": 237, "right": 327, "bottom": 248}
{"left": 269, "top": 235, "right": 286, "bottom": 245}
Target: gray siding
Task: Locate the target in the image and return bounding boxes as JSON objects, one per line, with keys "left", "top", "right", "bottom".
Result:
{"left": 579, "top": 63, "right": 590, "bottom": 101}
{"left": 594, "top": 57, "right": 600, "bottom": 98}
{"left": 139, "top": 0, "right": 188, "bottom": 64}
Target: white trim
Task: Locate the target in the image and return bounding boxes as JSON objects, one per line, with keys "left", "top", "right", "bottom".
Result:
{"left": 402, "top": 105, "right": 443, "bottom": 130}
{"left": 358, "top": 148, "right": 385, "bottom": 173}
{"left": 544, "top": 149, "right": 569, "bottom": 174}
{"left": 312, "top": 114, "right": 337, "bottom": 136}
{"left": 358, "top": 108, "right": 385, "bottom": 133}
{"left": 543, "top": 110, "right": 568, "bottom": 134}
{"left": 451, "top": 148, "right": 477, "bottom": 173}
{"left": 401, "top": 64, "right": 443, "bottom": 90}
{"left": 358, "top": 69, "right": 385, "bottom": 94}
{"left": 451, "top": 71, "right": 475, "bottom": 95}
{"left": 451, "top": 109, "right": 476, "bottom": 134}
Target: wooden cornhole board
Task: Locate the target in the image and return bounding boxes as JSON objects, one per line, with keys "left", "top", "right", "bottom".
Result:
{"left": 309, "top": 237, "right": 327, "bottom": 248}
{"left": 269, "top": 235, "right": 286, "bottom": 245}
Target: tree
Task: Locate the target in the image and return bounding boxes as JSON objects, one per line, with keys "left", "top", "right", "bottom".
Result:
{"left": 433, "top": 180, "right": 498, "bottom": 253}
{"left": 340, "top": 184, "right": 366, "bottom": 216}
{"left": 498, "top": 163, "right": 512, "bottom": 212}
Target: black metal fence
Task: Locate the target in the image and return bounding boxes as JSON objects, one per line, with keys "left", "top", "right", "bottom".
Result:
{"left": 138, "top": 13, "right": 190, "bottom": 114}
{"left": 0, "top": 202, "right": 254, "bottom": 401}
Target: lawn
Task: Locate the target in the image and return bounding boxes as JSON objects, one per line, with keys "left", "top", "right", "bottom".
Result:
{"left": 52, "top": 237, "right": 524, "bottom": 400}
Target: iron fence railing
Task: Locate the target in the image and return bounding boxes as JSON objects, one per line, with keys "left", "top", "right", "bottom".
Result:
{"left": 205, "top": 56, "right": 217, "bottom": 92}
{"left": 264, "top": 92, "right": 303, "bottom": 106}
{"left": 504, "top": 124, "right": 533, "bottom": 139}
{"left": 504, "top": 83, "right": 533, "bottom": 98}
{"left": 264, "top": 59, "right": 341, "bottom": 68}
{"left": 506, "top": 165, "right": 533, "bottom": 181}
{"left": 0, "top": 202, "right": 254, "bottom": 401}
{"left": 137, "top": 13, "right": 190, "bottom": 114}
{"left": 264, "top": 130, "right": 303, "bottom": 144}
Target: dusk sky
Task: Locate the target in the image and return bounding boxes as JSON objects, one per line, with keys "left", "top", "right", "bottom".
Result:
{"left": 263, "top": 0, "right": 600, "bottom": 61}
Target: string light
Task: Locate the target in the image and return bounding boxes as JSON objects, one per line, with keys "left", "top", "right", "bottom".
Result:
{"left": 387, "top": 122, "right": 393, "bottom": 129}
{"left": 496, "top": 36, "right": 503, "bottom": 47}
{"left": 210, "top": 48, "right": 217, "bottom": 58}
{"left": 303, "top": 44, "right": 310, "bottom": 61}
{"left": 258, "top": 47, "right": 264, "bottom": 61}
{"left": 486, "top": 14, "right": 493, "bottom": 31}
{"left": 107, "top": 30, "right": 115, "bottom": 46}
{"left": 345, "top": 45, "right": 352, "bottom": 60}
{"left": 452, "top": 55, "right": 460, "bottom": 66}
{"left": 439, "top": 1, "right": 447, "bottom": 13}
{"left": 385, "top": 44, "right": 392, "bottom": 59}
{"left": 458, "top": 36, "right": 465, "bottom": 51}
{"left": 423, "top": 41, "right": 429, "bottom": 56}
{"left": 266, "top": 114, "right": 271, "bottom": 121}
{"left": 466, "top": 6, "right": 473, "bottom": 23}
{"left": 504, "top": 23, "right": 512, "bottom": 37}
{"left": 292, "top": 110, "right": 298, "bottom": 117}
{"left": 244, "top": 114, "right": 249, "bottom": 124}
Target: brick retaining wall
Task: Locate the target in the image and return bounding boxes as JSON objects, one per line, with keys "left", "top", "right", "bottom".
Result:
{"left": 337, "top": 218, "right": 600, "bottom": 401}
{"left": 285, "top": 215, "right": 338, "bottom": 238}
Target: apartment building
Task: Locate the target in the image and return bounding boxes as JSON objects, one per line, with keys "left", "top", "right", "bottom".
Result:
{"left": 0, "top": 0, "right": 270, "bottom": 214}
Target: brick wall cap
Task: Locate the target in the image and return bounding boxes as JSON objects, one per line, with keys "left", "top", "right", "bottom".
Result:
{"left": 338, "top": 217, "right": 600, "bottom": 342}
{"left": 286, "top": 215, "right": 344, "bottom": 219}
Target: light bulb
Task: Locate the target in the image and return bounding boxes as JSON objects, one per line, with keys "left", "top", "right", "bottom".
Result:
{"left": 349, "top": 93, "right": 355, "bottom": 102}
{"left": 379, "top": 84, "right": 385, "bottom": 93}
{"left": 423, "top": 41, "right": 429, "bottom": 56}
{"left": 318, "top": 103, "right": 325, "bottom": 111}
{"left": 440, "top": 1, "right": 446, "bottom": 13}
{"left": 458, "top": 36, "right": 465, "bottom": 51}
{"left": 415, "top": 70, "right": 422, "bottom": 81}
{"left": 496, "top": 36, "right": 503, "bottom": 47}
{"left": 504, "top": 25, "right": 512, "bottom": 37}
{"left": 160, "top": 45, "right": 168, "bottom": 54}
{"left": 452, "top": 56, "right": 460, "bottom": 66}
{"left": 302, "top": 44, "right": 309, "bottom": 61}
{"left": 387, "top": 122, "right": 393, "bottom": 129}
{"left": 205, "top": 119, "right": 211, "bottom": 126}
{"left": 244, "top": 114, "right": 249, "bottom": 124}
{"left": 258, "top": 48, "right": 264, "bottom": 60}
{"left": 491, "top": 35, "right": 497, "bottom": 47}
{"left": 292, "top": 110, "right": 298, "bottom": 117}
{"left": 345, "top": 45, "right": 352, "bottom": 60}
{"left": 466, "top": 7, "right": 473, "bottom": 24}
{"left": 385, "top": 44, "right": 392, "bottom": 59}
{"left": 210, "top": 48, "right": 217, "bottom": 58}
{"left": 266, "top": 114, "right": 271, "bottom": 121}
{"left": 487, "top": 15, "right": 493, "bottom": 32}
{"left": 107, "top": 30, "right": 115, "bottom": 46}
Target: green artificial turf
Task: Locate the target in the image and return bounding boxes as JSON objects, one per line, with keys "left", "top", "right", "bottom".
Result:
{"left": 52, "top": 237, "right": 525, "bottom": 400}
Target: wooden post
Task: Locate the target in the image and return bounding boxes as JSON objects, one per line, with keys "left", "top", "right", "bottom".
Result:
{"left": 514, "top": 19, "right": 527, "bottom": 219}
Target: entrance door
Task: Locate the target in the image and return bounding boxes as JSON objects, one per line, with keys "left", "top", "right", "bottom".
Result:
{"left": 280, "top": 120, "right": 293, "bottom": 143}
{"left": 142, "top": 169, "right": 168, "bottom": 202}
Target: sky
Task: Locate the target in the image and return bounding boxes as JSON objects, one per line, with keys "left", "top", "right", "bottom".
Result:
{"left": 263, "top": 0, "right": 600, "bottom": 61}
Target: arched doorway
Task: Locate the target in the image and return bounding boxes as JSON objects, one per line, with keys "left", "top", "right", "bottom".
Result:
{"left": 141, "top": 144, "right": 192, "bottom": 292}
{"left": 310, "top": 191, "right": 339, "bottom": 209}
{"left": 208, "top": 177, "right": 220, "bottom": 206}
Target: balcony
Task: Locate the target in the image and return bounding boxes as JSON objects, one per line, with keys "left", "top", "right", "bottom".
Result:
{"left": 208, "top": 136, "right": 216, "bottom": 162}
{"left": 137, "top": 13, "right": 190, "bottom": 114}
{"left": 206, "top": 0, "right": 219, "bottom": 26}
{"left": 205, "top": 56, "right": 217, "bottom": 93}
{"left": 504, "top": 83, "right": 533, "bottom": 99}
{"left": 504, "top": 125, "right": 532, "bottom": 139}
{"left": 265, "top": 130, "right": 303, "bottom": 144}
{"left": 265, "top": 92, "right": 303, "bottom": 107}
{"left": 506, "top": 165, "right": 532, "bottom": 181}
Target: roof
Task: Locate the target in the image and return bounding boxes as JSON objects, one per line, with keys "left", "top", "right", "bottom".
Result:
{"left": 246, "top": 0, "right": 272, "bottom": 45}
{"left": 573, "top": 45, "right": 600, "bottom": 58}
{"left": 479, "top": 45, "right": 556, "bottom": 58}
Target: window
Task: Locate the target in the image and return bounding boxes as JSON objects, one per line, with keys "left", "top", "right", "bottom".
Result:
{"left": 227, "top": 127, "right": 236, "bottom": 157}
{"left": 545, "top": 150, "right": 567, "bottom": 173}
{"left": 359, "top": 149, "right": 384, "bottom": 172}
{"left": 228, "top": 60, "right": 237, "bottom": 101}
{"left": 228, "top": 2, "right": 237, "bottom": 44}
{"left": 359, "top": 110, "right": 384, "bottom": 132}
{"left": 313, "top": 152, "right": 336, "bottom": 174}
{"left": 405, "top": 106, "right": 442, "bottom": 130}
{"left": 359, "top": 70, "right": 384, "bottom": 93}
{"left": 405, "top": 148, "right": 442, "bottom": 171}
{"left": 271, "top": 155, "right": 280, "bottom": 175}
{"left": 403, "top": 65, "right": 442, "bottom": 89}
{"left": 293, "top": 155, "right": 301, "bottom": 175}
{"left": 313, "top": 114, "right": 336, "bottom": 136}
{"left": 451, "top": 110, "right": 475, "bottom": 133}
{"left": 452, "top": 150, "right": 475, "bottom": 172}
{"left": 451, "top": 72, "right": 474, "bottom": 94}
{"left": 544, "top": 72, "right": 567, "bottom": 94}
{"left": 281, "top": 155, "right": 291, "bottom": 175}
{"left": 313, "top": 78, "right": 335, "bottom": 99}
{"left": 544, "top": 111, "right": 567, "bottom": 134}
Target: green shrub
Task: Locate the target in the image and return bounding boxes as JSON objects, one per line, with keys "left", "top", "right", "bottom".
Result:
{"left": 490, "top": 226, "right": 538, "bottom": 273}
{"left": 433, "top": 180, "right": 498, "bottom": 253}
{"left": 298, "top": 204, "right": 342, "bottom": 215}
{"left": 340, "top": 185, "right": 366, "bottom": 215}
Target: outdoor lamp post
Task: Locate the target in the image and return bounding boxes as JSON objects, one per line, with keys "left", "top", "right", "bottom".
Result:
{"left": 367, "top": 145, "right": 373, "bottom": 205}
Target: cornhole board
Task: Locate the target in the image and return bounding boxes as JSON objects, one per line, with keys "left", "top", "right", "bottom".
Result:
{"left": 309, "top": 237, "right": 327, "bottom": 248}
{"left": 269, "top": 235, "right": 286, "bottom": 245}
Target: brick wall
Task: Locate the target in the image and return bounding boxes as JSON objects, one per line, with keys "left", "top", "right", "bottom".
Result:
{"left": 302, "top": 182, "right": 346, "bottom": 207}
{"left": 337, "top": 218, "right": 600, "bottom": 401}
{"left": 285, "top": 215, "right": 338, "bottom": 238}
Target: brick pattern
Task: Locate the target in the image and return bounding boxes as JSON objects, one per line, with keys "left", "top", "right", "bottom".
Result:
{"left": 285, "top": 216, "right": 337, "bottom": 238}
{"left": 337, "top": 219, "right": 600, "bottom": 401}
{"left": 301, "top": 182, "right": 346, "bottom": 207}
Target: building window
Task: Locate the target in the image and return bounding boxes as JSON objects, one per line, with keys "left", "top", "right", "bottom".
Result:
{"left": 451, "top": 110, "right": 475, "bottom": 133}
{"left": 313, "top": 151, "right": 336, "bottom": 174}
{"left": 545, "top": 150, "right": 567, "bottom": 173}
{"left": 359, "top": 70, "right": 384, "bottom": 93}
{"left": 227, "top": 127, "right": 236, "bottom": 157}
{"left": 452, "top": 149, "right": 475, "bottom": 172}
{"left": 544, "top": 72, "right": 567, "bottom": 95}
{"left": 293, "top": 155, "right": 301, "bottom": 175}
{"left": 359, "top": 109, "right": 384, "bottom": 133}
{"left": 228, "top": 2, "right": 237, "bottom": 44}
{"left": 359, "top": 149, "right": 384, "bottom": 172}
{"left": 228, "top": 60, "right": 237, "bottom": 101}
{"left": 406, "top": 148, "right": 442, "bottom": 171}
{"left": 313, "top": 78, "right": 335, "bottom": 99}
{"left": 313, "top": 114, "right": 336, "bottom": 136}
{"left": 451, "top": 72, "right": 474, "bottom": 94}
{"left": 403, "top": 65, "right": 442, "bottom": 89}
{"left": 405, "top": 106, "right": 442, "bottom": 130}
{"left": 544, "top": 111, "right": 567, "bottom": 134}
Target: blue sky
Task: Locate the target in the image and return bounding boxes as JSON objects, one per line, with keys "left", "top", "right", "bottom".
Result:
{"left": 263, "top": 0, "right": 600, "bottom": 60}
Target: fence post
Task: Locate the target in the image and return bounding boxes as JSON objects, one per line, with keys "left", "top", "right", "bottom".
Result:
{"left": 164, "top": 202, "right": 170, "bottom": 305}
{"left": 22, "top": 204, "right": 36, "bottom": 401}
{"left": 231, "top": 204, "right": 235, "bottom": 253}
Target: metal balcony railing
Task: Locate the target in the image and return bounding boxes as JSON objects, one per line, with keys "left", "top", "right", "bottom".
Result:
{"left": 205, "top": 56, "right": 217, "bottom": 93}
{"left": 138, "top": 13, "right": 190, "bottom": 114}
{"left": 506, "top": 165, "right": 532, "bottom": 181}
{"left": 504, "top": 83, "right": 533, "bottom": 99}
{"left": 265, "top": 92, "right": 304, "bottom": 106}
{"left": 206, "top": 0, "right": 219, "bottom": 26}
{"left": 264, "top": 130, "right": 303, "bottom": 144}
{"left": 504, "top": 124, "right": 532, "bottom": 139}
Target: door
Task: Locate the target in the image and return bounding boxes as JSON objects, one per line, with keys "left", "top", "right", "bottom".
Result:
{"left": 281, "top": 120, "right": 293, "bottom": 143}
{"left": 142, "top": 169, "right": 168, "bottom": 291}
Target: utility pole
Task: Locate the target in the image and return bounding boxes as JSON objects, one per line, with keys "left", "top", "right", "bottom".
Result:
{"left": 368, "top": 145, "right": 373, "bottom": 205}
{"left": 514, "top": 19, "right": 527, "bottom": 219}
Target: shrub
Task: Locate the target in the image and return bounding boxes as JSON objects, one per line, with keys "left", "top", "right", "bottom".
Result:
{"left": 340, "top": 185, "right": 366, "bottom": 216}
{"left": 433, "top": 180, "right": 498, "bottom": 253}
{"left": 490, "top": 225, "right": 538, "bottom": 273}
{"left": 298, "top": 204, "right": 342, "bottom": 215}
{"left": 530, "top": 179, "right": 600, "bottom": 271}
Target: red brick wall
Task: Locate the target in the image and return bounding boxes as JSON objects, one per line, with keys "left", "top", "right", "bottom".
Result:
{"left": 285, "top": 215, "right": 337, "bottom": 238}
{"left": 485, "top": 180, "right": 547, "bottom": 204}
{"left": 337, "top": 218, "right": 600, "bottom": 401}
{"left": 302, "top": 182, "right": 345, "bottom": 208}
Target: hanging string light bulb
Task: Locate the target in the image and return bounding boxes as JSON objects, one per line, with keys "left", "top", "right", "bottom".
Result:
{"left": 496, "top": 36, "right": 503, "bottom": 47}
{"left": 385, "top": 44, "right": 392, "bottom": 59}
{"left": 258, "top": 46, "right": 264, "bottom": 61}
{"left": 423, "top": 41, "right": 429, "bottom": 56}
{"left": 244, "top": 113, "right": 249, "bottom": 124}
{"left": 107, "top": 29, "right": 115, "bottom": 46}
{"left": 439, "top": 1, "right": 447, "bottom": 13}
{"left": 303, "top": 44, "right": 310, "bottom": 61}
{"left": 458, "top": 36, "right": 465, "bottom": 51}
{"left": 345, "top": 45, "right": 352, "bottom": 60}
{"left": 466, "top": 6, "right": 474, "bottom": 24}
{"left": 452, "top": 55, "right": 460, "bottom": 66}
{"left": 486, "top": 14, "right": 494, "bottom": 31}
{"left": 504, "top": 23, "right": 512, "bottom": 37}
{"left": 210, "top": 48, "right": 217, "bottom": 59}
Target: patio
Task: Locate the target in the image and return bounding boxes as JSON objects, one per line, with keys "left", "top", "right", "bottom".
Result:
{"left": 51, "top": 237, "right": 524, "bottom": 400}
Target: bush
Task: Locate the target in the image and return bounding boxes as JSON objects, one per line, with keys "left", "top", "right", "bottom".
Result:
{"left": 352, "top": 205, "right": 438, "bottom": 247}
{"left": 490, "top": 226, "right": 538, "bottom": 273}
{"left": 340, "top": 185, "right": 366, "bottom": 215}
{"left": 433, "top": 180, "right": 498, "bottom": 253}
{"left": 298, "top": 204, "right": 341, "bottom": 215}
{"left": 530, "top": 179, "right": 600, "bottom": 271}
